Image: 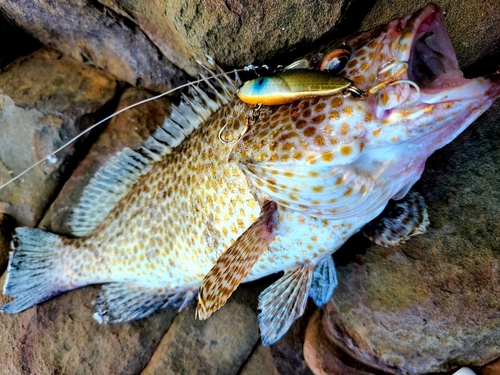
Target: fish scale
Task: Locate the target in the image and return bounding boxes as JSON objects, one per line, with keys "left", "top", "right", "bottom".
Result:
{"left": 1, "top": 4, "right": 499, "bottom": 346}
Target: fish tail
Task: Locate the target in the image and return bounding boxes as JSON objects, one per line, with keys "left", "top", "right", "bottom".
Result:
{"left": 1, "top": 227, "right": 66, "bottom": 313}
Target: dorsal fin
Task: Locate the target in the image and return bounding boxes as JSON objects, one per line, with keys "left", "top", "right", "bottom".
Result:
{"left": 69, "top": 66, "right": 238, "bottom": 237}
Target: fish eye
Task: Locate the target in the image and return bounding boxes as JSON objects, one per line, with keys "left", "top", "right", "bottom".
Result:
{"left": 258, "top": 78, "right": 265, "bottom": 86}
{"left": 320, "top": 48, "right": 351, "bottom": 74}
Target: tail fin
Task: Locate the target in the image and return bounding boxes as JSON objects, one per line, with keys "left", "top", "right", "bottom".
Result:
{"left": 1, "top": 227, "right": 63, "bottom": 313}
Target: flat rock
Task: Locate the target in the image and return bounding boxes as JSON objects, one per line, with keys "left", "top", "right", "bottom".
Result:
{"left": 0, "top": 0, "right": 184, "bottom": 92}
{"left": 0, "top": 48, "right": 117, "bottom": 227}
{"left": 0, "top": 276, "right": 177, "bottom": 375}
{"left": 141, "top": 281, "right": 263, "bottom": 375}
{"left": 304, "top": 100, "right": 500, "bottom": 374}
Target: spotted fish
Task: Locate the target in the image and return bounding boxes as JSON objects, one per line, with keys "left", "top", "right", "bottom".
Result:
{"left": 1, "top": 4, "right": 499, "bottom": 346}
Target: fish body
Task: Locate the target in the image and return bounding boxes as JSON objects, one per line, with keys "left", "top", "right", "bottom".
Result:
{"left": 1, "top": 4, "right": 499, "bottom": 344}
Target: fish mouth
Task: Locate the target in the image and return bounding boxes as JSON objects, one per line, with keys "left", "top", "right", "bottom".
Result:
{"left": 403, "top": 4, "right": 468, "bottom": 93}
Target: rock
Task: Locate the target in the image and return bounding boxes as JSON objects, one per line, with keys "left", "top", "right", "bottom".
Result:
{"left": 481, "top": 358, "right": 500, "bottom": 375}
{"left": 360, "top": 0, "right": 500, "bottom": 68}
{"left": 304, "top": 100, "right": 500, "bottom": 374}
{"left": 304, "top": 309, "right": 397, "bottom": 375}
{"left": 140, "top": 281, "right": 263, "bottom": 375}
{"left": 240, "top": 344, "right": 281, "bottom": 375}
{"left": 0, "top": 0, "right": 184, "bottom": 93}
{"left": 0, "top": 276, "right": 177, "bottom": 375}
{"left": 98, "top": 0, "right": 355, "bottom": 74}
{"left": 2, "top": 0, "right": 355, "bottom": 78}
{"left": 0, "top": 47, "right": 117, "bottom": 227}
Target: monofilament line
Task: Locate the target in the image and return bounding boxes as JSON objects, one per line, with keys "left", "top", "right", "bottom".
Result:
{"left": 0, "top": 69, "right": 245, "bottom": 191}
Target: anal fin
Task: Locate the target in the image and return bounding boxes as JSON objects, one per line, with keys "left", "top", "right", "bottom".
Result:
{"left": 94, "top": 282, "right": 196, "bottom": 323}
{"left": 196, "top": 201, "right": 278, "bottom": 320}
{"left": 362, "top": 190, "right": 429, "bottom": 247}
{"left": 309, "top": 256, "right": 338, "bottom": 307}
{"left": 258, "top": 264, "right": 314, "bottom": 345}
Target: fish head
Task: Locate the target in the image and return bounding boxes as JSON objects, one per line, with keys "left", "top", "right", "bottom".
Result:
{"left": 230, "top": 4, "right": 500, "bottom": 218}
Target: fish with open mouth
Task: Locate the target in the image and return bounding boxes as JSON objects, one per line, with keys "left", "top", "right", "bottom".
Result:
{"left": 1, "top": 4, "right": 499, "bottom": 345}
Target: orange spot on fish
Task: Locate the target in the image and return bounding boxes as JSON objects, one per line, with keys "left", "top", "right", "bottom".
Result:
{"left": 321, "top": 151, "right": 334, "bottom": 162}
{"left": 340, "top": 145, "right": 353, "bottom": 156}
{"left": 331, "top": 97, "right": 343, "bottom": 107}
{"left": 340, "top": 123, "right": 349, "bottom": 135}
{"left": 342, "top": 106, "right": 353, "bottom": 117}
{"left": 314, "top": 135, "right": 326, "bottom": 146}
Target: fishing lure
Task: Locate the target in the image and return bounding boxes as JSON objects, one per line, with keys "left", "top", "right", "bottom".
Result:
{"left": 236, "top": 68, "right": 360, "bottom": 105}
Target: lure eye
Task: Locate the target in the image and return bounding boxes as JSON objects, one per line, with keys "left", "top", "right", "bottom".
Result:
{"left": 320, "top": 48, "right": 351, "bottom": 74}
{"left": 258, "top": 78, "right": 265, "bottom": 86}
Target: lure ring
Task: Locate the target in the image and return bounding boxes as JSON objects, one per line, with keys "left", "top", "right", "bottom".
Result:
{"left": 218, "top": 103, "right": 262, "bottom": 144}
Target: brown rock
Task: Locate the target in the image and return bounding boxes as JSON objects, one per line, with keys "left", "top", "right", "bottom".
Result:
{"left": 0, "top": 48, "right": 117, "bottom": 227}
{"left": 481, "top": 358, "right": 500, "bottom": 375}
{"left": 140, "top": 282, "right": 263, "bottom": 375}
{"left": 0, "top": 0, "right": 184, "bottom": 92}
{"left": 240, "top": 343, "right": 281, "bottom": 375}
{"left": 304, "top": 100, "right": 500, "bottom": 374}
{"left": 3, "top": 0, "right": 355, "bottom": 77}
{"left": 0, "top": 275, "right": 177, "bottom": 374}
{"left": 304, "top": 310, "right": 397, "bottom": 375}
{"left": 360, "top": 0, "right": 500, "bottom": 68}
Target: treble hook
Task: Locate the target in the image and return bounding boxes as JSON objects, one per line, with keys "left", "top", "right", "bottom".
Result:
{"left": 218, "top": 103, "right": 262, "bottom": 144}
{"left": 368, "top": 61, "right": 409, "bottom": 95}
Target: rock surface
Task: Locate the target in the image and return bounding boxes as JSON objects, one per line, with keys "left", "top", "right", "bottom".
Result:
{"left": 0, "top": 0, "right": 184, "bottom": 93}
{"left": 0, "top": 48, "right": 117, "bottom": 227}
{"left": 98, "top": 0, "right": 354, "bottom": 74}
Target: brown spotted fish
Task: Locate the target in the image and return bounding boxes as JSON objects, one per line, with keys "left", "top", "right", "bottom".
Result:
{"left": 1, "top": 4, "right": 499, "bottom": 345}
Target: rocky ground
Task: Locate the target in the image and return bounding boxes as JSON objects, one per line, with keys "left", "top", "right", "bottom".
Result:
{"left": 0, "top": 0, "right": 499, "bottom": 374}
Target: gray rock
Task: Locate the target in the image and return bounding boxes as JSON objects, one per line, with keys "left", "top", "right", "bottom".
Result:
{"left": 0, "top": 48, "right": 117, "bottom": 227}
{"left": 0, "top": 0, "right": 184, "bottom": 93}
{"left": 140, "top": 283, "right": 262, "bottom": 375}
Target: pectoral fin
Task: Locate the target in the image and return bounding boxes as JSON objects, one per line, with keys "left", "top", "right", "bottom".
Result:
{"left": 196, "top": 201, "right": 278, "bottom": 320}
{"left": 258, "top": 264, "right": 314, "bottom": 345}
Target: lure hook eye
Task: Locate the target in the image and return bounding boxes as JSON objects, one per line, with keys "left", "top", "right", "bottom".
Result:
{"left": 320, "top": 48, "right": 351, "bottom": 74}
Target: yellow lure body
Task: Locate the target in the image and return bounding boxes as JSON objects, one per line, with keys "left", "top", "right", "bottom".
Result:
{"left": 237, "top": 69, "right": 353, "bottom": 105}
